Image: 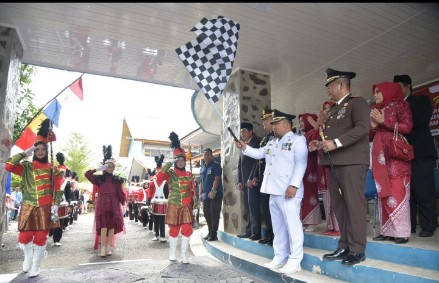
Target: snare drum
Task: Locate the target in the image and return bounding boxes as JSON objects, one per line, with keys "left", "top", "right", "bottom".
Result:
{"left": 151, "top": 199, "right": 168, "bottom": 215}
{"left": 58, "top": 203, "right": 69, "bottom": 219}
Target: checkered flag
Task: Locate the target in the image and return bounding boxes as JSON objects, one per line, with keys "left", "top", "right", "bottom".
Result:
{"left": 176, "top": 15, "right": 240, "bottom": 104}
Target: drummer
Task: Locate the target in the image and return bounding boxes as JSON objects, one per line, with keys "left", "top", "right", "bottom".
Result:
{"left": 135, "top": 181, "right": 145, "bottom": 226}
{"left": 147, "top": 154, "right": 168, "bottom": 242}
{"left": 156, "top": 132, "right": 197, "bottom": 264}
{"left": 49, "top": 152, "right": 69, "bottom": 247}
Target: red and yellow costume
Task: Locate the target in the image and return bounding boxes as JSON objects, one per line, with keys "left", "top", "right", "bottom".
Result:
{"left": 157, "top": 162, "right": 196, "bottom": 237}
{"left": 6, "top": 153, "right": 63, "bottom": 238}
{"left": 5, "top": 123, "right": 61, "bottom": 278}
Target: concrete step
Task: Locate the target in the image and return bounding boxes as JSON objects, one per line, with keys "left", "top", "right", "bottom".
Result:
{"left": 304, "top": 232, "right": 439, "bottom": 272}
{"left": 211, "top": 230, "right": 439, "bottom": 283}
{"left": 202, "top": 234, "right": 345, "bottom": 283}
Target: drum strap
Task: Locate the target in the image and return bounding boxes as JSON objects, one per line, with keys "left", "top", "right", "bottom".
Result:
{"left": 152, "top": 178, "right": 167, "bottom": 199}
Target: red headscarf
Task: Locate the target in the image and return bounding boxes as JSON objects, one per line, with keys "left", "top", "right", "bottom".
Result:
{"left": 298, "top": 113, "right": 318, "bottom": 133}
{"left": 371, "top": 82, "right": 403, "bottom": 109}
{"left": 371, "top": 82, "right": 404, "bottom": 198}
{"left": 322, "top": 100, "right": 335, "bottom": 110}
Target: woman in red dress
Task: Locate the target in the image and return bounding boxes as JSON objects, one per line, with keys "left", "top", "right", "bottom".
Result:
{"left": 85, "top": 145, "right": 126, "bottom": 256}
{"left": 370, "top": 82, "right": 413, "bottom": 244}
{"left": 299, "top": 113, "right": 322, "bottom": 232}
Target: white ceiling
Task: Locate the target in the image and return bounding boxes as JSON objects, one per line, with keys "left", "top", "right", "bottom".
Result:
{"left": 1, "top": 3, "right": 439, "bottom": 116}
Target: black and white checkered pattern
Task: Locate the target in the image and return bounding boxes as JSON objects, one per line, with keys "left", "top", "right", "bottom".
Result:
{"left": 176, "top": 15, "right": 240, "bottom": 104}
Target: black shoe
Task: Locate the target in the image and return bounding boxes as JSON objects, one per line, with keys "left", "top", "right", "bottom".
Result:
{"left": 419, "top": 229, "right": 434, "bottom": 237}
{"left": 203, "top": 233, "right": 210, "bottom": 240}
{"left": 207, "top": 235, "right": 218, "bottom": 241}
{"left": 237, "top": 233, "right": 251, "bottom": 238}
{"left": 323, "top": 248, "right": 350, "bottom": 261}
{"left": 249, "top": 234, "right": 261, "bottom": 241}
{"left": 373, "top": 234, "right": 389, "bottom": 241}
{"left": 258, "top": 237, "right": 271, "bottom": 244}
{"left": 341, "top": 252, "right": 366, "bottom": 265}
{"left": 394, "top": 237, "right": 409, "bottom": 244}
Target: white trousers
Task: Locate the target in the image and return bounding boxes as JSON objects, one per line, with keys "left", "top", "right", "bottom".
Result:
{"left": 270, "top": 195, "right": 303, "bottom": 265}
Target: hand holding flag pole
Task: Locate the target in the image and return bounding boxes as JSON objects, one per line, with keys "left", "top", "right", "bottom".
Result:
{"left": 176, "top": 15, "right": 240, "bottom": 142}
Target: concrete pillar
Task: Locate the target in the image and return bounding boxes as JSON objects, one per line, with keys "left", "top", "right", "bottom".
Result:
{"left": 0, "top": 26, "right": 23, "bottom": 241}
{"left": 221, "top": 69, "right": 271, "bottom": 235}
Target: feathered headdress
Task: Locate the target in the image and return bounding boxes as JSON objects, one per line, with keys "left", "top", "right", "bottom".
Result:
{"left": 169, "top": 132, "right": 185, "bottom": 158}
{"left": 102, "top": 145, "right": 116, "bottom": 165}
{"left": 35, "top": 118, "right": 56, "bottom": 144}
{"left": 147, "top": 168, "right": 156, "bottom": 176}
{"left": 56, "top": 152, "right": 67, "bottom": 172}
{"left": 154, "top": 154, "right": 165, "bottom": 168}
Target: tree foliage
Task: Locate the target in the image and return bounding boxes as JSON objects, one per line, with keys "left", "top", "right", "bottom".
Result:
{"left": 60, "top": 131, "right": 94, "bottom": 183}
{"left": 13, "top": 64, "right": 39, "bottom": 142}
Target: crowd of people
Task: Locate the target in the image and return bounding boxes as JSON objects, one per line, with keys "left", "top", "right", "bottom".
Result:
{"left": 2, "top": 69, "right": 437, "bottom": 278}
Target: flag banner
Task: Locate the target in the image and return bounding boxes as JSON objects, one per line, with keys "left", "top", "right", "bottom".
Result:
{"left": 43, "top": 99, "right": 62, "bottom": 127}
{"left": 14, "top": 76, "right": 84, "bottom": 150}
{"left": 176, "top": 15, "right": 240, "bottom": 105}
{"left": 69, "top": 77, "right": 83, "bottom": 101}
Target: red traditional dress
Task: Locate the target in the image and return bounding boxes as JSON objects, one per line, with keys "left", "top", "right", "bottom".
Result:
{"left": 370, "top": 82, "right": 413, "bottom": 238}
{"left": 85, "top": 170, "right": 126, "bottom": 236}
{"left": 299, "top": 113, "right": 322, "bottom": 227}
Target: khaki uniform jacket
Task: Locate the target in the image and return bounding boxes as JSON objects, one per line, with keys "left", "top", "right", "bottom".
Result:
{"left": 321, "top": 93, "right": 370, "bottom": 166}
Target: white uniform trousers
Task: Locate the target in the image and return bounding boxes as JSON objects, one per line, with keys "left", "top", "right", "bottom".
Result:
{"left": 270, "top": 195, "right": 303, "bottom": 265}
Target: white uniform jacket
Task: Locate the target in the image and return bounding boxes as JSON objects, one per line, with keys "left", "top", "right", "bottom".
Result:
{"left": 243, "top": 131, "right": 308, "bottom": 197}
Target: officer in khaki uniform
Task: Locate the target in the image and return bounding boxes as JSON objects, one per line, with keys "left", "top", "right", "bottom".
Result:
{"left": 236, "top": 110, "right": 308, "bottom": 274}
{"left": 309, "top": 68, "right": 370, "bottom": 265}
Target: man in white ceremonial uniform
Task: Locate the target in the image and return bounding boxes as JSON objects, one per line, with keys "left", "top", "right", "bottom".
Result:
{"left": 235, "top": 109, "right": 308, "bottom": 274}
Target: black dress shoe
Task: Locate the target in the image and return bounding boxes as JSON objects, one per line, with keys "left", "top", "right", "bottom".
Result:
{"left": 341, "top": 252, "right": 366, "bottom": 265}
{"left": 207, "top": 235, "right": 218, "bottom": 241}
{"left": 258, "top": 237, "right": 271, "bottom": 244}
{"left": 203, "top": 233, "right": 210, "bottom": 240}
{"left": 237, "top": 233, "right": 251, "bottom": 238}
{"left": 249, "top": 234, "right": 261, "bottom": 241}
{"left": 323, "top": 248, "right": 349, "bottom": 261}
{"left": 373, "top": 234, "right": 389, "bottom": 241}
{"left": 419, "top": 229, "right": 434, "bottom": 237}
{"left": 394, "top": 237, "right": 409, "bottom": 244}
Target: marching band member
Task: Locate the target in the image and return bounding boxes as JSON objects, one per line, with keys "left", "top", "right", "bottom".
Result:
{"left": 147, "top": 154, "right": 168, "bottom": 242}
{"left": 140, "top": 181, "right": 150, "bottom": 229}
{"left": 49, "top": 152, "right": 69, "bottom": 246}
{"left": 5, "top": 119, "right": 63, "bottom": 278}
{"left": 85, "top": 145, "right": 126, "bottom": 257}
{"left": 156, "top": 132, "right": 197, "bottom": 264}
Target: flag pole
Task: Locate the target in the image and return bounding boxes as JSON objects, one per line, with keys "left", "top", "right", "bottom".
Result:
{"left": 211, "top": 102, "right": 240, "bottom": 142}
{"left": 15, "top": 74, "right": 84, "bottom": 142}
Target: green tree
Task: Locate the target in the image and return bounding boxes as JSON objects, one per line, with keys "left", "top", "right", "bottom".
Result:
{"left": 13, "top": 64, "right": 39, "bottom": 142}
{"left": 60, "top": 131, "right": 94, "bottom": 183}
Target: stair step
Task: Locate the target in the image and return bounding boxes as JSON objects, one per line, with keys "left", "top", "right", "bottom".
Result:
{"left": 216, "top": 231, "right": 439, "bottom": 283}
{"left": 304, "top": 233, "right": 439, "bottom": 271}
{"left": 204, "top": 237, "right": 345, "bottom": 283}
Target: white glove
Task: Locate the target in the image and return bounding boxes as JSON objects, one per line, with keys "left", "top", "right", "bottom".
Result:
{"left": 25, "top": 146, "right": 37, "bottom": 157}
{"left": 51, "top": 205, "right": 59, "bottom": 222}
{"left": 96, "top": 164, "right": 109, "bottom": 171}
{"left": 51, "top": 205, "right": 59, "bottom": 214}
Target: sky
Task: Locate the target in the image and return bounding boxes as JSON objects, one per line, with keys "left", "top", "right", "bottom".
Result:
{"left": 14, "top": 66, "right": 199, "bottom": 168}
